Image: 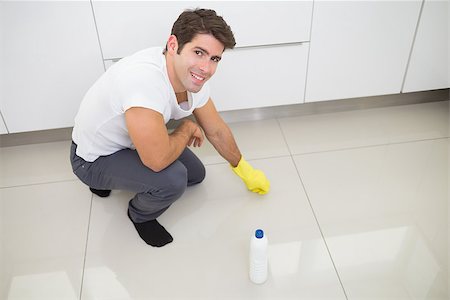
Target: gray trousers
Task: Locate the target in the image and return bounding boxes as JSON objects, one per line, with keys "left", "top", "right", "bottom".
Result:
{"left": 70, "top": 142, "right": 205, "bottom": 223}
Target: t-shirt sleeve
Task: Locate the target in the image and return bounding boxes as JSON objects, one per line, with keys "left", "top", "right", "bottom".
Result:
{"left": 113, "top": 65, "right": 168, "bottom": 115}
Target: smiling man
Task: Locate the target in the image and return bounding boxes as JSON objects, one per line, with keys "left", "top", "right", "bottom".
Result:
{"left": 70, "top": 8, "right": 270, "bottom": 247}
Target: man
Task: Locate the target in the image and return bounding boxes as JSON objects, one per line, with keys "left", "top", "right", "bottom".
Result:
{"left": 70, "top": 8, "right": 270, "bottom": 247}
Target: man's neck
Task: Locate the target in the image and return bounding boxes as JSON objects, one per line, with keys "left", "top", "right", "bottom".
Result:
{"left": 175, "top": 91, "right": 187, "bottom": 104}
{"left": 164, "top": 53, "right": 185, "bottom": 96}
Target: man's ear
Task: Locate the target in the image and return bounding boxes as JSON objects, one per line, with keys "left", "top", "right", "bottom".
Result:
{"left": 166, "top": 35, "right": 178, "bottom": 54}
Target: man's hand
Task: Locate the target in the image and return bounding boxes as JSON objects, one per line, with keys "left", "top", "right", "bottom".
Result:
{"left": 231, "top": 157, "right": 270, "bottom": 195}
{"left": 184, "top": 120, "right": 204, "bottom": 147}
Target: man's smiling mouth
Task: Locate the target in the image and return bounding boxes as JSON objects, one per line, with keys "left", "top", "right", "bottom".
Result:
{"left": 191, "top": 72, "right": 205, "bottom": 81}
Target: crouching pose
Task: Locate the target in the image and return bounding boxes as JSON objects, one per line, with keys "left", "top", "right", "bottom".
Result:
{"left": 70, "top": 8, "right": 270, "bottom": 247}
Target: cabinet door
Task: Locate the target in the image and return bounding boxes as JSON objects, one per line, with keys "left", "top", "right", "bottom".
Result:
{"left": 210, "top": 44, "right": 309, "bottom": 111}
{"left": 92, "top": 1, "right": 312, "bottom": 59}
{"left": 0, "top": 6, "right": 5, "bottom": 136}
{"left": 0, "top": 1, "right": 104, "bottom": 133}
{"left": 305, "top": 1, "right": 422, "bottom": 102}
{"left": 189, "top": 2, "right": 313, "bottom": 47}
{"left": 0, "top": 113, "right": 7, "bottom": 135}
{"left": 403, "top": 0, "right": 449, "bottom": 92}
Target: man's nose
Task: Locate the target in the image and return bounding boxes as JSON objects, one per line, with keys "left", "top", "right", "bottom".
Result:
{"left": 199, "top": 59, "right": 212, "bottom": 74}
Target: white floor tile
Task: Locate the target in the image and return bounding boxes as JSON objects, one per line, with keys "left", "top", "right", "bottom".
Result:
{"left": 294, "top": 138, "right": 448, "bottom": 299}
{"left": 190, "top": 119, "right": 290, "bottom": 165}
{"left": 81, "top": 157, "right": 346, "bottom": 300}
{"left": 383, "top": 101, "right": 449, "bottom": 143}
{"left": 0, "top": 180, "right": 92, "bottom": 300}
{"left": 0, "top": 140, "right": 76, "bottom": 188}
{"left": 279, "top": 101, "right": 449, "bottom": 155}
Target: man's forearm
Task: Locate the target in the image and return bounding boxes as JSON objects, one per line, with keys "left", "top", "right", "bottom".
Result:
{"left": 207, "top": 126, "right": 241, "bottom": 167}
{"left": 168, "top": 120, "right": 197, "bottom": 155}
{"left": 149, "top": 120, "right": 198, "bottom": 172}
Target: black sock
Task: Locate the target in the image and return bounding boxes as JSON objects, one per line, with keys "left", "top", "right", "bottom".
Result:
{"left": 89, "top": 187, "right": 111, "bottom": 197}
{"left": 127, "top": 211, "right": 173, "bottom": 247}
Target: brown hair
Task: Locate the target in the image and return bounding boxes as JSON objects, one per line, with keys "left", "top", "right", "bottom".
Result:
{"left": 167, "top": 8, "right": 236, "bottom": 54}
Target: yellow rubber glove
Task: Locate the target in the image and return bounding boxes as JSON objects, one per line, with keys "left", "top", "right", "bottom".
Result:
{"left": 231, "top": 157, "right": 270, "bottom": 195}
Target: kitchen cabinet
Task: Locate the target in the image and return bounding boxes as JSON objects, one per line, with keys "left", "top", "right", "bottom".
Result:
{"left": 0, "top": 1, "right": 104, "bottom": 133}
{"left": 93, "top": 1, "right": 313, "bottom": 111}
{"left": 92, "top": 1, "right": 313, "bottom": 59}
{"left": 305, "top": 1, "right": 422, "bottom": 102}
{"left": 210, "top": 44, "right": 309, "bottom": 111}
{"left": 403, "top": 0, "right": 449, "bottom": 92}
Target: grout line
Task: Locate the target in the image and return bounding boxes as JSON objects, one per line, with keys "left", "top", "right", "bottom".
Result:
{"left": 79, "top": 193, "right": 94, "bottom": 300}
{"left": 275, "top": 118, "right": 295, "bottom": 156}
{"left": 0, "top": 178, "right": 79, "bottom": 190}
{"left": 277, "top": 111, "right": 349, "bottom": 298}
{"left": 290, "top": 136, "right": 449, "bottom": 157}
{"left": 290, "top": 156, "right": 349, "bottom": 300}
{"left": 200, "top": 154, "right": 293, "bottom": 167}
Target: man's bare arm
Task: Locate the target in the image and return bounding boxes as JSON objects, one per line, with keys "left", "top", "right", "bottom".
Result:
{"left": 125, "top": 107, "right": 204, "bottom": 172}
{"left": 193, "top": 99, "right": 241, "bottom": 167}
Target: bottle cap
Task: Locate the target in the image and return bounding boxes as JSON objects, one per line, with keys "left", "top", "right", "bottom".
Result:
{"left": 255, "top": 229, "right": 264, "bottom": 239}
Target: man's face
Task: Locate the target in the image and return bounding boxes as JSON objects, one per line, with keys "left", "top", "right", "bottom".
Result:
{"left": 171, "top": 34, "right": 224, "bottom": 93}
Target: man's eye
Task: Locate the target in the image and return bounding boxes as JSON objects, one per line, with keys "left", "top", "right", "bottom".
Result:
{"left": 195, "top": 50, "right": 202, "bottom": 56}
{"left": 211, "top": 57, "right": 221, "bottom": 63}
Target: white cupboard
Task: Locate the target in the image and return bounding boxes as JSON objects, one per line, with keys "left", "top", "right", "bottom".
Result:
{"left": 92, "top": 1, "right": 313, "bottom": 59}
{"left": 403, "top": 0, "right": 449, "bottom": 92}
{"left": 0, "top": 1, "right": 104, "bottom": 133}
{"left": 305, "top": 1, "right": 422, "bottom": 102}
{"left": 210, "top": 44, "right": 309, "bottom": 111}
{"left": 93, "top": 1, "right": 313, "bottom": 110}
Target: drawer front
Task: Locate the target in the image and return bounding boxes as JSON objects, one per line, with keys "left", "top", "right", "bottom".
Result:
{"left": 93, "top": 1, "right": 313, "bottom": 59}
{"left": 210, "top": 44, "right": 309, "bottom": 111}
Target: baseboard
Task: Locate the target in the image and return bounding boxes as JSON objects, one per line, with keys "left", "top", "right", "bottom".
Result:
{"left": 1, "top": 88, "right": 448, "bottom": 148}
{"left": 218, "top": 88, "right": 450, "bottom": 123}
{"left": 0, "top": 127, "right": 74, "bottom": 148}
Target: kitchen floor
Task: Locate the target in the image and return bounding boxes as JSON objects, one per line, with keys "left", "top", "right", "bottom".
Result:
{"left": 0, "top": 100, "right": 448, "bottom": 300}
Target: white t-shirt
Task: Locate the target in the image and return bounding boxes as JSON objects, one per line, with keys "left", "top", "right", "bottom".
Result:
{"left": 72, "top": 47, "right": 210, "bottom": 162}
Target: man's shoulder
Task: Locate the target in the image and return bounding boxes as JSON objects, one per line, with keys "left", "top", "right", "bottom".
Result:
{"left": 111, "top": 48, "right": 162, "bottom": 76}
{"left": 121, "top": 47, "right": 165, "bottom": 67}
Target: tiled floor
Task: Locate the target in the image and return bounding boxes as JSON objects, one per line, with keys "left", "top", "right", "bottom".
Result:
{"left": 0, "top": 100, "right": 448, "bottom": 300}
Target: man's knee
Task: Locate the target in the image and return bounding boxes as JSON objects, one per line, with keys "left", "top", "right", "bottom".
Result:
{"left": 189, "top": 163, "right": 205, "bottom": 186}
{"left": 153, "top": 163, "right": 188, "bottom": 202}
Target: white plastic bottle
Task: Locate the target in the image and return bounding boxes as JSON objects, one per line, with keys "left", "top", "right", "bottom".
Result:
{"left": 249, "top": 229, "right": 268, "bottom": 284}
